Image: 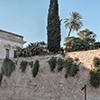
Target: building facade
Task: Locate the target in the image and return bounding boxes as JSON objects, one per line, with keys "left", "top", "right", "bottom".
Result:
{"left": 0, "top": 30, "right": 26, "bottom": 59}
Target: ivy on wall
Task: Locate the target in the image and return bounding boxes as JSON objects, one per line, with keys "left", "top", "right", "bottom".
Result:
{"left": 32, "top": 60, "right": 40, "bottom": 77}
{"left": 90, "top": 57, "right": 100, "bottom": 88}
{"left": 20, "top": 61, "right": 28, "bottom": 72}
{"left": 1, "top": 58, "right": 15, "bottom": 77}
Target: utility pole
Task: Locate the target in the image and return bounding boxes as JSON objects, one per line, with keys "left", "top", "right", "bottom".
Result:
{"left": 81, "top": 84, "right": 87, "bottom": 100}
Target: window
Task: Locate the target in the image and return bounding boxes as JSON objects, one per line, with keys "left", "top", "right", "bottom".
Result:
{"left": 14, "top": 50, "right": 17, "bottom": 58}
{"left": 6, "top": 49, "right": 9, "bottom": 58}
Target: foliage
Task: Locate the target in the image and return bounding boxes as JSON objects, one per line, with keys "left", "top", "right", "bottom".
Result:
{"left": 29, "top": 61, "right": 34, "bottom": 68}
{"left": 64, "top": 29, "right": 99, "bottom": 52}
{"left": 64, "top": 37, "right": 89, "bottom": 52}
{"left": 69, "top": 64, "right": 79, "bottom": 76}
{"left": 32, "top": 60, "right": 40, "bottom": 77}
{"left": 57, "top": 58, "right": 65, "bottom": 72}
{"left": 64, "top": 28, "right": 100, "bottom": 52}
{"left": 17, "top": 41, "right": 47, "bottom": 57}
{"left": 47, "top": 0, "right": 61, "bottom": 53}
{"left": 26, "top": 42, "right": 46, "bottom": 56}
{"left": 64, "top": 57, "right": 74, "bottom": 78}
{"left": 1, "top": 58, "right": 15, "bottom": 77}
{"left": 20, "top": 61, "right": 28, "bottom": 72}
{"left": 92, "top": 42, "right": 100, "bottom": 49}
{"left": 64, "top": 57, "right": 79, "bottom": 78}
{"left": 48, "top": 57, "right": 57, "bottom": 71}
{"left": 74, "top": 57, "right": 79, "bottom": 62}
{"left": 90, "top": 57, "right": 100, "bottom": 88}
{"left": 58, "top": 48, "right": 65, "bottom": 56}
{"left": 90, "top": 68, "right": 100, "bottom": 88}
{"left": 64, "top": 12, "right": 83, "bottom": 37}
{"left": 77, "top": 29, "right": 96, "bottom": 45}
{"left": 93, "top": 57, "right": 100, "bottom": 68}
{"left": 64, "top": 57, "right": 74, "bottom": 67}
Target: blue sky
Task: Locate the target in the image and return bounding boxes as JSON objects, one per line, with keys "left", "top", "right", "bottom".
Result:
{"left": 0, "top": 0, "right": 100, "bottom": 47}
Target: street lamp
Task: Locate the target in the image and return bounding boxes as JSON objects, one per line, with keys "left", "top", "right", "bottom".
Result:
{"left": 81, "top": 84, "right": 87, "bottom": 100}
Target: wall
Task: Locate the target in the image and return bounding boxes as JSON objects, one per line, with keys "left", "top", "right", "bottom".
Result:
{"left": 67, "top": 49, "right": 100, "bottom": 69}
{"left": 0, "top": 37, "right": 24, "bottom": 59}
{"left": 0, "top": 50, "right": 100, "bottom": 100}
{"left": 0, "top": 30, "right": 26, "bottom": 59}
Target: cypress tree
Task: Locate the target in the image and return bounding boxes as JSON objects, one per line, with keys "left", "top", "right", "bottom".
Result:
{"left": 47, "top": 0, "right": 61, "bottom": 53}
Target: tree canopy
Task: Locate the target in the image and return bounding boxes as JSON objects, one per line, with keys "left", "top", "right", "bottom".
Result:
{"left": 47, "top": 0, "right": 61, "bottom": 53}
{"left": 64, "top": 12, "right": 83, "bottom": 37}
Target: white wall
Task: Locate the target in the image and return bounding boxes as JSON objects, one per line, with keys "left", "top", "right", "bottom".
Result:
{"left": 0, "top": 38, "right": 24, "bottom": 59}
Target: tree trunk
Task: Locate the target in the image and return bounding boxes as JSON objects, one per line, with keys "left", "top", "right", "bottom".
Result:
{"left": 68, "top": 28, "right": 72, "bottom": 37}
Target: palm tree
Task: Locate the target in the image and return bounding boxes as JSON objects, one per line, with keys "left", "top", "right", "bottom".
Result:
{"left": 64, "top": 12, "right": 83, "bottom": 37}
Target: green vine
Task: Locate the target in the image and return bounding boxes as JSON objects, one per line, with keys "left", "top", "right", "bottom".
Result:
{"left": 48, "top": 57, "right": 57, "bottom": 72}
{"left": 32, "top": 60, "right": 40, "bottom": 77}
{"left": 1, "top": 58, "right": 15, "bottom": 77}
{"left": 64, "top": 57, "right": 79, "bottom": 78}
{"left": 20, "top": 61, "right": 28, "bottom": 72}
{"left": 29, "top": 61, "right": 34, "bottom": 68}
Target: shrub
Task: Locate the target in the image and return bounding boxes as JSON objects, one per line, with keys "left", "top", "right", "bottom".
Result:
{"left": 20, "top": 61, "right": 28, "bottom": 72}
{"left": 64, "top": 37, "right": 89, "bottom": 52}
{"left": 29, "top": 61, "right": 34, "bottom": 68}
{"left": 69, "top": 64, "right": 79, "bottom": 77}
{"left": 90, "top": 68, "right": 100, "bottom": 88}
{"left": 32, "top": 60, "right": 40, "bottom": 77}
{"left": 65, "top": 65, "right": 72, "bottom": 78}
{"left": 93, "top": 57, "right": 100, "bottom": 67}
{"left": 74, "top": 57, "right": 79, "bottom": 62}
{"left": 93, "top": 42, "right": 100, "bottom": 49}
{"left": 64, "top": 57, "right": 79, "bottom": 78}
{"left": 64, "top": 29, "right": 97, "bottom": 52}
{"left": 16, "top": 41, "right": 47, "bottom": 57}
{"left": 57, "top": 58, "right": 64, "bottom": 72}
{"left": 1, "top": 58, "right": 15, "bottom": 77}
{"left": 64, "top": 57, "right": 73, "bottom": 68}
{"left": 48, "top": 57, "right": 57, "bottom": 71}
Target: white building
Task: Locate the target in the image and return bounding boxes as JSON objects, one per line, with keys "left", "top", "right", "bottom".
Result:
{"left": 0, "top": 30, "right": 26, "bottom": 59}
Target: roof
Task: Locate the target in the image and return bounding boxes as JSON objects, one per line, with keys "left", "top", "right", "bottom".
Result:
{"left": 0, "top": 29, "right": 23, "bottom": 38}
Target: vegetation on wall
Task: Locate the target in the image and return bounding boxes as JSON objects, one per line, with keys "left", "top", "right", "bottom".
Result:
{"left": 69, "top": 64, "right": 79, "bottom": 77}
{"left": 64, "top": 57, "right": 79, "bottom": 78}
{"left": 90, "top": 57, "right": 100, "bottom": 88}
{"left": 1, "top": 58, "right": 15, "bottom": 77}
{"left": 47, "top": 0, "right": 61, "bottom": 53}
{"left": 48, "top": 57, "right": 57, "bottom": 71}
{"left": 90, "top": 68, "right": 100, "bottom": 88}
{"left": 57, "top": 58, "right": 64, "bottom": 72}
{"left": 20, "top": 61, "right": 28, "bottom": 72}
{"left": 93, "top": 57, "right": 100, "bottom": 67}
{"left": 32, "top": 60, "right": 40, "bottom": 77}
{"left": 74, "top": 57, "right": 79, "bottom": 62}
{"left": 48, "top": 56, "right": 80, "bottom": 78}
{"left": 29, "top": 61, "right": 34, "bottom": 68}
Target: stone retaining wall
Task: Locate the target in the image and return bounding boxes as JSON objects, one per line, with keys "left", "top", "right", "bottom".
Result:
{"left": 0, "top": 50, "right": 100, "bottom": 100}
{"left": 67, "top": 49, "right": 100, "bottom": 69}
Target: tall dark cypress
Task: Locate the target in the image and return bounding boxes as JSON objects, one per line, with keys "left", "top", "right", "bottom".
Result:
{"left": 47, "top": 0, "right": 61, "bottom": 53}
